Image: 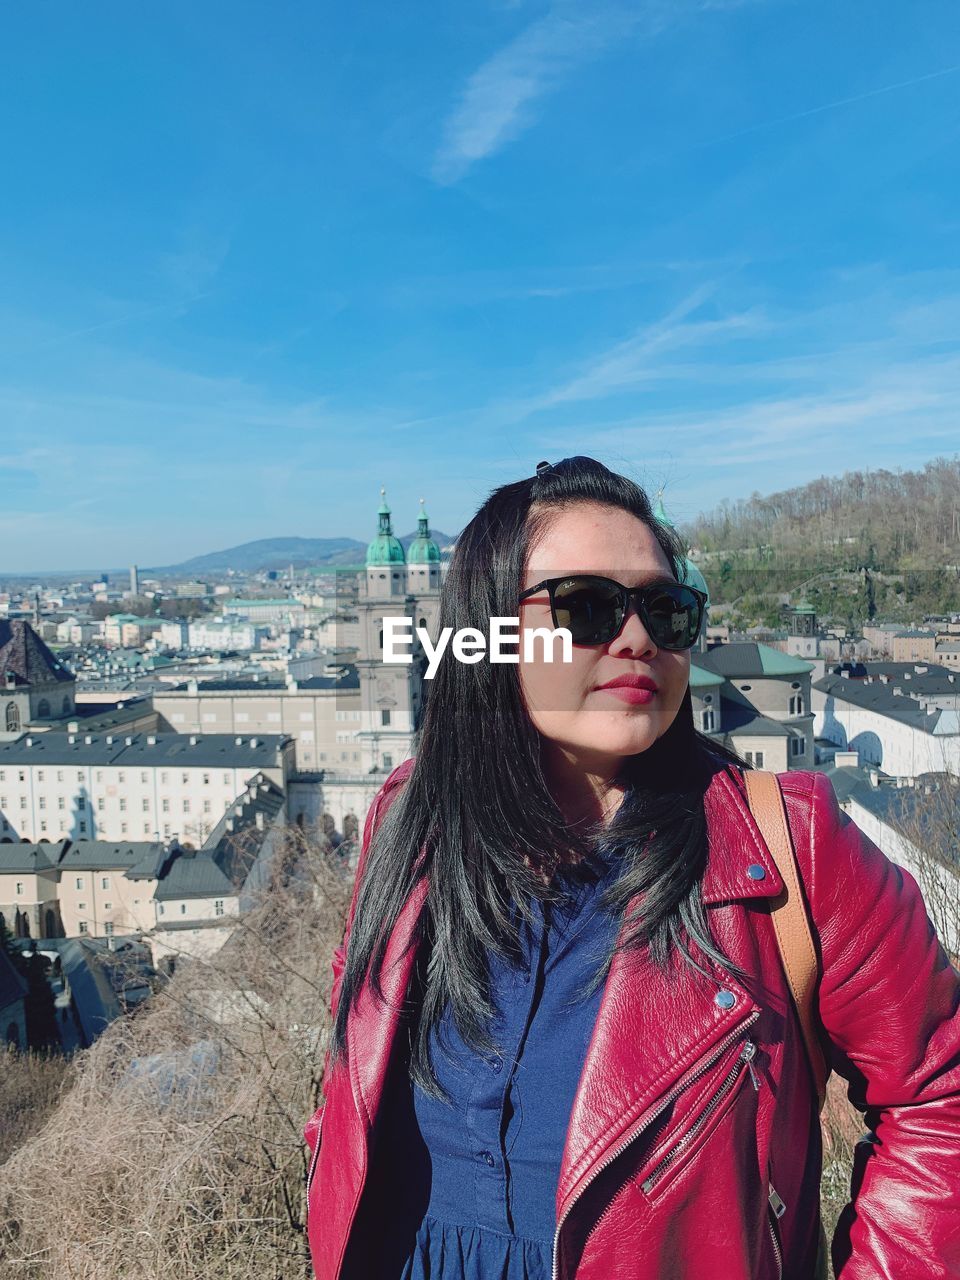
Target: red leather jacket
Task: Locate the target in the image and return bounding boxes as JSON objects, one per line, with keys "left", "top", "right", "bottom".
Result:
{"left": 304, "top": 757, "right": 960, "bottom": 1279}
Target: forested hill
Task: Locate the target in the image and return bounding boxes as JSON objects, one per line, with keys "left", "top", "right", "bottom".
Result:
{"left": 684, "top": 456, "right": 960, "bottom": 569}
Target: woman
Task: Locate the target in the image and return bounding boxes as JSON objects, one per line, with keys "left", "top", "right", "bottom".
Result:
{"left": 304, "top": 456, "right": 960, "bottom": 1279}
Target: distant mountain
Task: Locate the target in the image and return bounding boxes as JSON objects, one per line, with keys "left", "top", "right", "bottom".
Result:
{"left": 146, "top": 530, "right": 457, "bottom": 576}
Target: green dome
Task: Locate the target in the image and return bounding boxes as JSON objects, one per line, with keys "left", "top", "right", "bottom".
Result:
{"left": 653, "top": 488, "right": 710, "bottom": 608}
{"left": 366, "top": 488, "right": 406, "bottom": 567}
{"left": 407, "top": 497, "right": 441, "bottom": 565}
{"left": 680, "top": 556, "right": 710, "bottom": 607}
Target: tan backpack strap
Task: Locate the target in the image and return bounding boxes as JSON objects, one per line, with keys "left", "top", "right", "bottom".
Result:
{"left": 743, "top": 770, "right": 829, "bottom": 1112}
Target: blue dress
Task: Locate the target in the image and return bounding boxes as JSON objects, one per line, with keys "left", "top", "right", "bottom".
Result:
{"left": 367, "top": 843, "right": 625, "bottom": 1279}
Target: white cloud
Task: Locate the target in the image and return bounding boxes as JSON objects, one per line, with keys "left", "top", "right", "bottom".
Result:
{"left": 431, "top": 0, "right": 769, "bottom": 183}
{"left": 432, "top": 6, "right": 642, "bottom": 184}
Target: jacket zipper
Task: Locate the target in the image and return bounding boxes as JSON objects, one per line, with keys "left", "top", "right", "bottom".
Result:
{"left": 551, "top": 1008, "right": 760, "bottom": 1280}
{"left": 306, "top": 1109, "right": 324, "bottom": 1197}
{"left": 767, "top": 1182, "right": 785, "bottom": 1279}
{"left": 639, "top": 1036, "right": 760, "bottom": 1193}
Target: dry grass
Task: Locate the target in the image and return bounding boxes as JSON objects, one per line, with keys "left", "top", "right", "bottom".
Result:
{"left": 0, "top": 1044, "right": 74, "bottom": 1167}
{"left": 0, "top": 826, "right": 350, "bottom": 1280}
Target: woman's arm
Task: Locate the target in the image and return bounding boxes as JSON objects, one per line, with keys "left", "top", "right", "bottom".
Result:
{"left": 791, "top": 770, "right": 960, "bottom": 1278}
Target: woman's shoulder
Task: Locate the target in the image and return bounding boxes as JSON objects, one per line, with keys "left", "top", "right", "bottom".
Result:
{"left": 364, "top": 758, "right": 415, "bottom": 838}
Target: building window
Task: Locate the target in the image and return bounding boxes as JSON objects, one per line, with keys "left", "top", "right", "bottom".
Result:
{"left": 97, "top": 798, "right": 105, "bottom": 812}
{"left": 162, "top": 799, "right": 170, "bottom": 813}
{"left": 77, "top": 796, "right": 85, "bottom": 810}
{"left": 76, "top": 877, "right": 83, "bottom": 889}
{"left": 202, "top": 773, "right": 210, "bottom": 785}
{"left": 78, "top": 902, "right": 86, "bottom": 910}
{"left": 79, "top": 921, "right": 88, "bottom": 934}
{"left": 701, "top": 709, "right": 716, "bottom": 732}
{"left": 104, "top": 922, "right": 114, "bottom": 936}
{"left": 789, "top": 695, "right": 805, "bottom": 716}
{"left": 118, "top": 772, "right": 125, "bottom": 784}
{"left": 104, "top": 901, "right": 112, "bottom": 910}
{"left": 37, "top": 770, "right": 45, "bottom": 783}
{"left": 163, "top": 824, "right": 171, "bottom": 838}
{"left": 180, "top": 904, "right": 187, "bottom": 915}
{"left": 183, "top": 799, "right": 190, "bottom": 813}
{"left": 142, "top": 798, "right": 150, "bottom": 811}
{"left": 203, "top": 800, "right": 211, "bottom": 813}
{"left": 214, "top": 900, "right": 224, "bottom": 916}
{"left": 790, "top": 737, "right": 804, "bottom": 758}
{"left": 223, "top": 773, "right": 230, "bottom": 784}
{"left": 57, "top": 770, "right": 64, "bottom": 782}
{"left": 181, "top": 772, "right": 189, "bottom": 785}
{"left": 383, "top": 753, "right": 393, "bottom": 769}
{"left": 158, "top": 904, "right": 164, "bottom": 915}
{"left": 101, "top": 876, "right": 109, "bottom": 889}
{"left": 40, "top": 820, "right": 48, "bottom": 833}
{"left": 740, "top": 684, "right": 752, "bottom": 692}
{"left": 79, "top": 821, "right": 86, "bottom": 833}
{"left": 58, "top": 797, "right": 65, "bottom": 810}
{"left": 16, "top": 882, "right": 23, "bottom": 895}
{"left": 381, "top": 709, "right": 391, "bottom": 726}
{"left": 744, "top": 750, "right": 765, "bottom": 768}
{"left": 5, "top": 703, "right": 19, "bottom": 732}
{"left": 161, "top": 772, "right": 169, "bottom": 784}
{"left": 120, "top": 822, "right": 128, "bottom": 835}
{"left": 119, "top": 799, "right": 127, "bottom": 812}
{"left": 38, "top": 796, "right": 46, "bottom": 810}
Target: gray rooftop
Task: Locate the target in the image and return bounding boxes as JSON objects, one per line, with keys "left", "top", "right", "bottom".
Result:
{"left": 0, "top": 731, "right": 291, "bottom": 768}
{"left": 155, "top": 773, "right": 286, "bottom": 900}
{"left": 0, "top": 839, "right": 69, "bottom": 874}
{"left": 58, "top": 840, "right": 172, "bottom": 879}
{"left": 720, "top": 705, "right": 791, "bottom": 738}
{"left": 813, "top": 672, "right": 955, "bottom": 733}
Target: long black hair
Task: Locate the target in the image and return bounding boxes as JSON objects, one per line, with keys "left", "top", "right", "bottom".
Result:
{"left": 330, "top": 455, "right": 748, "bottom": 1100}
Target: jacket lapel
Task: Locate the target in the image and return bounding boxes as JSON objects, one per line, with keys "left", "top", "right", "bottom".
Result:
{"left": 556, "top": 762, "right": 786, "bottom": 1215}
{"left": 347, "top": 868, "right": 429, "bottom": 1129}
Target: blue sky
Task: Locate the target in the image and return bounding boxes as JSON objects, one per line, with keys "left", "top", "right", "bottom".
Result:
{"left": 2, "top": 0, "right": 959, "bottom": 572}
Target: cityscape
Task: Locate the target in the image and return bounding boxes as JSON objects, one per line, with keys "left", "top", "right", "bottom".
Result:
{"left": 2, "top": 479, "right": 958, "bottom": 1058}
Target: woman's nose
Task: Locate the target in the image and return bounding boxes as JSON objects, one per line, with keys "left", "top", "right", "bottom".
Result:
{"left": 608, "top": 603, "right": 658, "bottom": 658}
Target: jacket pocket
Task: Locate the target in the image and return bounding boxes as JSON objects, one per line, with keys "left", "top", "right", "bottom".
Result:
{"left": 638, "top": 1032, "right": 761, "bottom": 1200}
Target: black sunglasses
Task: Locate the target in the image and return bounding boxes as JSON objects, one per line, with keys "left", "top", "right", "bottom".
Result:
{"left": 518, "top": 574, "right": 707, "bottom": 650}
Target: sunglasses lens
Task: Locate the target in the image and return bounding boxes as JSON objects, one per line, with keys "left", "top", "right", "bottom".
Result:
{"left": 552, "top": 576, "right": 623, "bottom": 644}
{"left": 642, "top": 585, "right": 702, "bottom": 649}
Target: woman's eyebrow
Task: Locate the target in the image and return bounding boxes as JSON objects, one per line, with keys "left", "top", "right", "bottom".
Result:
{"left": 623, "top": 572, "right": 678, "bottom": 588}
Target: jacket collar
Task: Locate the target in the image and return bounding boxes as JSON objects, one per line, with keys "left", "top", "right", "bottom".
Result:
{"left": 700, "top": 761, "right": 786, "bottom": 903}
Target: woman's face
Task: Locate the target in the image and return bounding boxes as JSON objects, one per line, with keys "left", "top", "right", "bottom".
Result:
{"left": 517, "top": 501, "right": 691, "bottom": 767}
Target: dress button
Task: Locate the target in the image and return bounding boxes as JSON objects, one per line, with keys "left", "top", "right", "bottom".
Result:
{"left": 714, "top": 989, "right": 736, "bottom": 1009}
{"left": 746, "top": 863, "right": 766, "bottom": 880}
{"left": 478, "top": 1150, "right": 495, "bottom": 1167}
